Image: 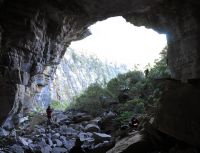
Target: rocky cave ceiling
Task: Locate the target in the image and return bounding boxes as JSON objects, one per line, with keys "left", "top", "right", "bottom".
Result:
{"left": 0, "top": 0, "right": 200, "bottom": 144}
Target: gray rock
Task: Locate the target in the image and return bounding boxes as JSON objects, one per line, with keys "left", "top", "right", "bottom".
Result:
{"left": 72, "top": 124, "right": 84, "bottom": 131}
{"left": 73, "top": 114, "right": 92, "bottom": 123}
{"left": 52, "top": 133, "right": 60, "bottom": 139}
{"left": 79, "top": 132, "right": 94, "bottom": 142}
{"left": 90, "top": 117, "right": 102, "bottom": 126}
{"left": 35, "top": 139, "right": 52, "bottom": 153}
{"left": 107, "top": 132, "right": 143, "bottom": 153}
{"left": 18, "top": 136, "right": 33, "bottom": 146}
{"left": 55, "top": 139, "right": 63, "bottom": 147}
{"left": 62, "top": 139, "right": 75, "bottom": 150}
{"left": 35, "top": 125, "right": 46, "bottom": 133}
{"left": 103, "top": 111, "right": 116, "bottom": 120}
{"left": 60, "top": 136, "right": 66, "bottom": 141}
{"left": 41, "top": 145, "right": 52, "bottom": 153}
{"left": 85, "top": 124, "right": 100, "bottom": 133}
{"left": 0, "top": 128, "right": 9, "bottom": 137}
{"left": 61, "top": 127, "right": 79, "bottom": 136}
{"left": 47, "top": 138, "right": 53, "bottom": 146}
{"left": 54, "top": 113, "right": 69, "bottom": 123}
{"left": 52, "top": 147, "right": 68, "bottom": 153}
{"left": 19, "top": 116, "right": 29, "bottom": 124}
{"left": 11, "top": 144, "right": 24, "bottom": 153}
{"left": 10, "top": 129, "right": 17, "bottom": 137}
{"left": 93, "top": 132, "right": 111, "bottom": 143}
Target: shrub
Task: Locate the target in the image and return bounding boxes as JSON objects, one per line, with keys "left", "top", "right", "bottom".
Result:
{"left": 115, "top": 111, "right": 133, "bottom": 124}
{"left": 68, "top": 83, "right": 112, "bottom": 116}
{"left": 51, "top": 100, "right": 69, "bottom": 111}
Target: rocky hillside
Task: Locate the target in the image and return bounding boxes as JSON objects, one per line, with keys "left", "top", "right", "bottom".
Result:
{"left": 50, "top": 48, "right": 128, "bottom": 103}
{"left": 35, "top": 48, "right": 128, "bottom": 108}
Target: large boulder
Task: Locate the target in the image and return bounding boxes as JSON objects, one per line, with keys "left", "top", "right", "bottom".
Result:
{"left": 73, "top": 114, "right": 92, "bottom": 123}
{"left": 0, "top": 128, "right": 9, "bottom": 137}
{"left": 85, "top": 124, "right": 100, "bottom": 133}
{"left": 156, "top": 80, "right": 200, "bottom": 147}
{"left": 100, "top": 112, "right": 119, "bottom": 134}
{"left": 10, "top": 144, "right": 24, "bottom": 153}
{"left": 106, "top": 132, "right": 150, "bottom": 153}
{"left": 89, "top": 117, "right": 102, "bottom": 125}
{"left": 93, "top": 132, "right": 111, "bottom": 143}
{"left": 53, "top": 113, "right": 69, "bottom": 124}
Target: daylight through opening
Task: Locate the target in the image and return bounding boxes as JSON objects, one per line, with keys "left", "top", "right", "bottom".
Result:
{"left": 43, "top": 16, "right": 167, "bottom": 111}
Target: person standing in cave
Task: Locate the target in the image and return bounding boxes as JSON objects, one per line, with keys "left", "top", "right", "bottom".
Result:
{"left": 129, "top": 116, "right": 139, "bottom": 129}
{"left": 46, "top": 105, "right": 52, "bottom": 125}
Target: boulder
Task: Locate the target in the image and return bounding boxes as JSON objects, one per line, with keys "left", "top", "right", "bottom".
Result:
{"left": 47, "top": 138, "right": 53, "bottom": 147}
{"left": 52, "top": 147, "right": 68, "bottom": 153}
{"left": 11, "top": 144, "right": 24, "bottom": 153}
{"left": 18, "top": 136, "right": 33, "bottom": 146}
{"left": 62, "top": 139, "right": 75, "bottom": 150}
{"left": 53, "top": 113, "right": 69, "bottom": 124}
{"left": 60, "top": 127, "right": 79, "bottom": 136}
{"left": 73, "top": 115, "right": 92, "bottom": 123}
{"left": 85, "top": 124, "right": 100, "bottom": 133}
{"left": 0, "top": 128, "right": 9, "bottom": 137}
{"left": 156, "top": 80, "right": 200, "bottom": 147}
{"left": 90, "top": 140, "right": 115, "bottom": 153}
{"left": 89, "top": 117, "right": 102, "bottom": 125}
{"left": 106, "top": 132, "right": 154, "bottom": 153}
{"left": 54, "top": 139, "right": 63, "bottom": 147}
{"left": 79, "top": 132, "right": 94, "bottom": 142}
{"left": 93, "top": 132, "right": 111, "bottom": 143}
{"left": 103, "top": 111, "right": 116, "bottom": 120}
{"left": 41, "top": 145, "right": 52, "bottom": 153}
{"left": 52, "top": 133, "right": 60, "bottom": 139}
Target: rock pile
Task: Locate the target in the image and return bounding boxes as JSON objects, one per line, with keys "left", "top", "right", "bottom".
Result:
{"left": 0, "top": 110, "right": 115, "bottom": 153}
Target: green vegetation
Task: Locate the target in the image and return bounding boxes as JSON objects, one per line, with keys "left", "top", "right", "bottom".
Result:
{"left": 67, "top": 47, "right": 170, "bottom": 124}
{"left": 51, "top": 100, "right": 69, "bottom": 111}
{"left": 115, "top": 111, "right": 134, "bottom": 124}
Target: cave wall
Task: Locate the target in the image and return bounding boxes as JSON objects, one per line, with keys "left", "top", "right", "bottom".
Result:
{"left": 0, "top": 0, "right": 200, "bottom": 132}
{"left": 124, "top": 0, "right": 200, "bottom": 81}
{"left": 0, "top": 0, "right": 92, "bottom": 126}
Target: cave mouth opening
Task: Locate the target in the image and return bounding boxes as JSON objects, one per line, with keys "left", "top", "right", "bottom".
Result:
{"left": 49, "top": 16, "right": 167, "bottom": 111}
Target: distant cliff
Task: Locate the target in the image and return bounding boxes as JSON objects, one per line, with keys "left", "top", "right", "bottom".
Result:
{"left": 49, "top": 48, "right": 128, "bottom": 103}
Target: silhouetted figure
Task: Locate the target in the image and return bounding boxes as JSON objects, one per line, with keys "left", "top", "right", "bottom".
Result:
{"left": 129, "top": 117, "right": 139, "bottom": 129}
{"left": 46, "top": 105, "right": 52, "bottom": 125}
{"left": 144, "top": 69, "right": 149, "bottom": 78}
{"left": 69, "top": 138, "right": 85, "bottom": 153}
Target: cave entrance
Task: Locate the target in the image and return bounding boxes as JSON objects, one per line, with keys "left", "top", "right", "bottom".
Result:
{"left": 49, "top": 16, "right": 167, "bottom": 111}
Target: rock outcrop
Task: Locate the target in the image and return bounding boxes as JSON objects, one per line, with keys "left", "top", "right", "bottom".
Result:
{"left": 156, "top": 79, "right": 200, "bottom": 147}
{"left": 50, "top": 47, "right": 127, "bottom": 103}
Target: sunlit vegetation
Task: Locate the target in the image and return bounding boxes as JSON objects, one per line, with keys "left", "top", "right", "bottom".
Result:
{"left": 67, "top": 47, "right": 170, "bottom": 124}
{"left": 51, "top": 100, "right": 69, "bottom": 111}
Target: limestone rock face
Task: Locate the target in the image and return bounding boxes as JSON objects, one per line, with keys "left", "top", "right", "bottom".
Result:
{"left": 0, "top": 0, "right": 200, "bottom": 129}
{"left": 49, "top": 47, "right": 128, "bottom": 103}
{"left": 0, "top": 0, "right": 91, "bottom": 124}
{"left": 156, "top": 80, "right": 200, "bottom": 147}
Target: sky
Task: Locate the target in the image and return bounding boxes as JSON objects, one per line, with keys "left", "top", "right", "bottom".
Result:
{"left": 70, "top": 16, "right": 167, "bottom": 70}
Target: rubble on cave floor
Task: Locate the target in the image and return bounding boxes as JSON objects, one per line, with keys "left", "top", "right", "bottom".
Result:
{"left": 0, "top": 110, "right": 199, "bottom": 153}
{"left": 0, "top": 110, "right": 117, "bottom": 153}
